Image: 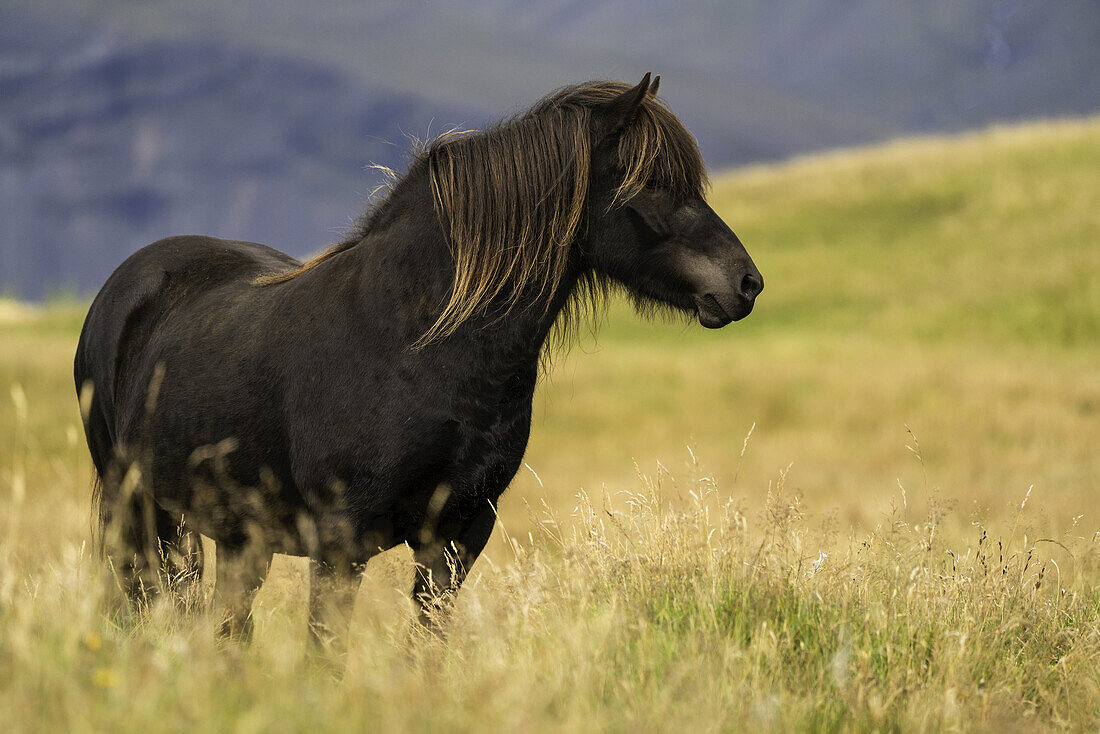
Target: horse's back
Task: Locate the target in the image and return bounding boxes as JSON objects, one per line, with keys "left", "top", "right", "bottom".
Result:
{"left": 104, "top": 236, "right": 297, "bottom": 293}
{"left": 75, "top": 236, "right": 298, "bottom": 467}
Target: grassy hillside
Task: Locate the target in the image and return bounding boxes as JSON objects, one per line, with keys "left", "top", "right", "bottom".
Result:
{"left": 1, "top": 117, "right": 1098, "bottom": 731}
{"left": 514, "top": 117, "right": 1100, "bottom": 541}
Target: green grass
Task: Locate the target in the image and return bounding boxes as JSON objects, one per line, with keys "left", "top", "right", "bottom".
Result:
{"left": 1, "top": 116, "right": 1099, "bottom": 731}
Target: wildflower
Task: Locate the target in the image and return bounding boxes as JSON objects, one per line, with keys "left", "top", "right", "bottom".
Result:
{"left": 92, "top": 668, "right": 115, "bottom": 688}
{"left": 83, "top": 632, "right": 102, "bottom": 651}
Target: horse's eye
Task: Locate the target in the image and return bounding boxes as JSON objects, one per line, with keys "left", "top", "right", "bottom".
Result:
{"left": 626, "top": 206, "right": 667, "bottom": 243}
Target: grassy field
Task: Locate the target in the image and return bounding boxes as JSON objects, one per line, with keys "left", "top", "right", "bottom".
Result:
{"left": 1, "top": 116, "right": 1099, "bottom": 731}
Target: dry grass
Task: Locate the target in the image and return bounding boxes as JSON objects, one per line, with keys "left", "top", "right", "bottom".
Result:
{"left": 1, "top": 116, "right": 1099, "bottom": 731}
{"left": 4, "top": 447, "right": 1100, "bottom": 732}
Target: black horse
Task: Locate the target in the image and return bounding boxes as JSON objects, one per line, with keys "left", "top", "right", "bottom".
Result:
{"left": 75, "top": 74, "right": 762, "bottom": 640}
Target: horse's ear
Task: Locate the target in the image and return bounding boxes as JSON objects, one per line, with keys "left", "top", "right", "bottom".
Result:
{"left": 596, "top": 72, "right": 652, "bottom": 138}
{"left": 649, "top": 75, "right": 660, "bottom": 98}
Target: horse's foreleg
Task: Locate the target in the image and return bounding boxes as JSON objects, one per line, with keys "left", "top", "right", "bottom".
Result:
{"left": 308, "top": 558, "right": 362, "bottom": 654}
{"left": 214, "top": 544, "right": 272, "bottom": 639}
{"left": 412, "top": 501, "right": 496, "bottom": 633}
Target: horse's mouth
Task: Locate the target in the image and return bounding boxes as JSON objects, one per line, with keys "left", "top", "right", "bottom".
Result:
{"left": 694, "top": 293, "right": 750, "bottom": 328}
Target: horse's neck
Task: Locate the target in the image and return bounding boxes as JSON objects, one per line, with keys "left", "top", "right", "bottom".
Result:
{"left": 352, "top": 170, "right": 583, "bottom": 363}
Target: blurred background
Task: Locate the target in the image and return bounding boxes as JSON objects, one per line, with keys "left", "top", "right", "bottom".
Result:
{"left": 2, "top": 0, "right": 1098, "bottom": 298}
{"left": 1, "top": 0, "right": 1098, "bottom": 544}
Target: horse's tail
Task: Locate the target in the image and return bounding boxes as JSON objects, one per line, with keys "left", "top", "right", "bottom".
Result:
{"left": 77, "top": 242, "right": 182, "bottom": 560}
{"left": 76, "top": 338, "right": 117, "bottom": 556}
{"left": 75, "top": 269, "right": 151, "bottom": 556}
{"left": 77, "top": 408, "right": 111, "bottom": 555}
{"left": 90, "top": 476, "right": 106, "bottom": 555}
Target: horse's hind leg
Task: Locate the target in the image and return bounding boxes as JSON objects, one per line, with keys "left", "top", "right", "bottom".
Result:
{"left": 105, "top": 490, "right": 205, "bottom": 609}
{"left": 103, "top": 483, "right": 165, "bottom": 605}
{"left": 214, "top": 544, "right": 272, "bottom": 639}
{"left": 156, "top": 510, "right": 206, "bottom": 609}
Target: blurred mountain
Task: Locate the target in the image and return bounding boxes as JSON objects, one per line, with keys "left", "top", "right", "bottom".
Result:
{"left": 1, "top": 0, "right": 1098, "bottom": 297}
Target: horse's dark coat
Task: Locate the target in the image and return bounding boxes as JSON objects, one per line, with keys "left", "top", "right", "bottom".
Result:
{"left": 75, "top": 75, "right": 762, "bottom": 635}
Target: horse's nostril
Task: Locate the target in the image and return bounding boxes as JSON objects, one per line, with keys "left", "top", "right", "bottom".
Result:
{"left": 740, "top": 272, "right": 763, "bottom": 300}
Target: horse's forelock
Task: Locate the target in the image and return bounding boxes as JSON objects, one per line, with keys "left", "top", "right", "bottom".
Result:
{"left": 534, "top": 81, "right": 708, "bottom": 204}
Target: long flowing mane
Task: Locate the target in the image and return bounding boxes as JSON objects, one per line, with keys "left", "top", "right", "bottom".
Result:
{"left": 255, "top": 80, "right": 708, "bottom": 344}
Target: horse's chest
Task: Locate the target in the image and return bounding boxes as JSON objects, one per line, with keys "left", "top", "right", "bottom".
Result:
{"left": 456, "top": 386, "right": 532, "bottom": 449}
{"left": 447, "top": 378, "right": 535, "bottom": 491}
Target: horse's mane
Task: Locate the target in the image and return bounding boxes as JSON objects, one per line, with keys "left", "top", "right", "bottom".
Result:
{"left": 255, "top": 80, "right": 708, "bottom": 345}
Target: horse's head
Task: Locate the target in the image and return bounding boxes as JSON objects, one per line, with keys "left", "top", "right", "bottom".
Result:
{"left": 415, "top": 74, "right": 761, "bottom": 344}
{"left": 582, "top": 74, "right": 762, "bottom": 327}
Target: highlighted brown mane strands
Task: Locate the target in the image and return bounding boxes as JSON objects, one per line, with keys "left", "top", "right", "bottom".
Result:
{"left": 422, "top": 80, "right": 706, "bottom": 345}
{"left": 254, "top": 79, "right": 708, "bottom": 347}
{"left": 252, "top": 239, "right": 358, "bottom": 286}
{"left": 422, "top": 107, "right": 591, "bottom": 345}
